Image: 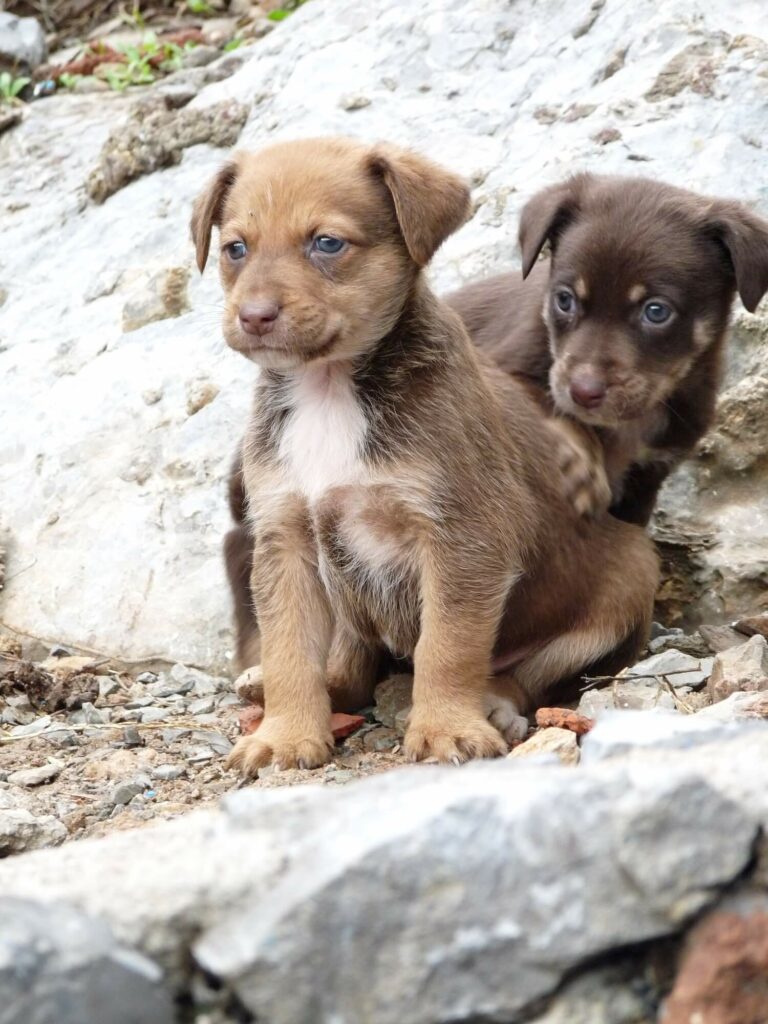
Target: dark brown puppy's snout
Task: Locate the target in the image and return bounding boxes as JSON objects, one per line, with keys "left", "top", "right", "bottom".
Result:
{"left": 239, "top": 300, "right": 281, "bottom": 337}
{"left": 569, "top": 369, "right": 606, "bottom": 409}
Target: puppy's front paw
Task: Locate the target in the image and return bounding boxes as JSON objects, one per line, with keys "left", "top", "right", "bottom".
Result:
{"left": 404, "top": 713, "right": 508, "bottom": 764}
{"left": 234, "top": 664, "right": 264, "bottom": 705}
{"left": 226, "top": 717, "right": 334, "bottom": 777}
{"left": 485, "top": 693, "right": 530, "bottom": 744}
{"left": 548, "top": 419, "right": 612, "bottom": 518}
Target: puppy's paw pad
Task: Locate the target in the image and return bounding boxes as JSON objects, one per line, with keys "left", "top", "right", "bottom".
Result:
{"left": 404, "top": 716, "right": 508, "bottom": 764}
{"left": 226, "top": 734, "right": 273, "bottom": 778}
{"left": 226, "top": 727, "right": 333, "bottom": 777}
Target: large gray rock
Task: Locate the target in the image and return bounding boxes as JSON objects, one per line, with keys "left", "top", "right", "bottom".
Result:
{"left": 0, "top": 12, "right": 46, "bottom": 73}
{"left": 708, "top": 634, "right": 768, "bottom": 701}
{"left": 2, "top": 0, "right": 768, "bottom": 669}
{"left": 0, "top": 899, "right": 174, "bottom": 1024}
{"left": 2, "top": 732, "right": 768, "bottom": 1021}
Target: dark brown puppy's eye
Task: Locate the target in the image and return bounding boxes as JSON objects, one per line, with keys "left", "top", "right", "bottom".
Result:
{"left": 554, "top": 289, "right": 576, "bottom": 315}
{"left": 225, "top": 241, "right": 247, "bottom": 261}
{"left": 642, "top": 300, "right": 673, "bottom": 326}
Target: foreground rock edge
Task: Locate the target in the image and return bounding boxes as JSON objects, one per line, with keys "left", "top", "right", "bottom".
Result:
{"left": 0, "top": 719, "right": 767, "bottom": 1023}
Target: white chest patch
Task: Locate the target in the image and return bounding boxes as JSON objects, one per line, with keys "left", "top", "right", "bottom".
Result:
{"left": 277, "top": 364, "right": 368, "bottom": 501}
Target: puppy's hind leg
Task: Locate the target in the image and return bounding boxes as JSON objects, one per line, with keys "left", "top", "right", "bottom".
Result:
{"left": 326, "top": 624, "right": 383, "bottom": 713}
{"left": 514, "top": 528, "right": 658, "bottom": 708}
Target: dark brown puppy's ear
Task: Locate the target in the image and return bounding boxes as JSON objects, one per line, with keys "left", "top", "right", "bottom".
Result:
{"left": 708, "top": 202, "right": 768, "bottom": 313}
{"left": 368, "top": 145, "right": 471, "bottom": 267}
{"left": 190, "top": 160, "right": 239, "bottom": 272}
{"left": 518, "top": 175, "right": 590, "bottom": 279}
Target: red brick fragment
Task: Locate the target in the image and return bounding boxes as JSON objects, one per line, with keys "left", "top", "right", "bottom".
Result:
{"left": 330, "top": 713, "right": 366, "bottom": 739}
{"left": 663, "top": 910, "right": 768, "bottom": 1024}
{"left": 238, "top": 705, "right": 264, "bottom": 736}
{"left": 534, "top": 707, "right": 593, "bottom": 735}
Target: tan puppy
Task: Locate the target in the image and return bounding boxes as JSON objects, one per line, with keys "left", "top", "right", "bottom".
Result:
{"left": 191, "top": 138, "right": 658, "bottom": 775}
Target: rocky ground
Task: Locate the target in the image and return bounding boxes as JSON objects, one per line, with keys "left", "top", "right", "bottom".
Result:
{"left": 3, "top": 614, "right": 767, "bottom": 862}
{"left": 2, "top": 0, "right": 768, "bottom": 1020}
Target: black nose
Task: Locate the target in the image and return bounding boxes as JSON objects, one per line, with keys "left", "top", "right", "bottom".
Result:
{"left": 569, "top": 371, "right": 607, "bottom": 409}
{"left": 239, "top": 301, "right": 280, "bottom": 337}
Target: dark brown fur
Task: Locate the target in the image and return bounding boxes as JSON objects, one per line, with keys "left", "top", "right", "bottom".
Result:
{"left": 448, "top": 173, "right": 768, "bottom": 525}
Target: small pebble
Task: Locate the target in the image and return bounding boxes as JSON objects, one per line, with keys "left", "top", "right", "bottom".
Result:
{"left": 186, "top": 746, "right": 215, "bottom": 764}
{"left": 198, "top": 732, "right": 233, "bottom": 756}
{"left": 188, "top": 697, "right": 215, "bottom": 715}
{"left": 141, "top": 707, "right": 170, "bottom": 724}
{"left": 162, "top": 728, "right": 191, "bottom": 743}
{"left": 109, "top": 779, "right": 146, "bottom": 806}
{"left": 10, "top": 716, "right": 52, "bottom": 737}
{"left": 8, "top": 763, "right": 62, "bottom": 787}
{"left": 122, "top": 726, "right": 143, "bottom": 748}
{"left": 97, "top": 676, "right": 121, "bottom": 700}
{"left": 136, "top": 671, "right": 158, "bottom": 685}
{"left": 151, "top": 764, "right": 185, "bottom": 781}
{"left": 149, "top": 677, "right": 195, "bottom": 698}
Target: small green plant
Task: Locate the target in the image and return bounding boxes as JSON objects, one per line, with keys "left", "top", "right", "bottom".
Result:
{"left": 268, "top": 0, "right": 309, "bottom": 22}
{"left": 0, "top": 71, "right": 31, "bottom": 103}
{"left": 186, "top": 0, "right": 214, "bottom": 15}
{"left": 100, "top": 33, "right": 197, "bottom": 91}
{"left": 57, "top": 72, "right": 82, "bottom": 89}
{"left": 57, "top": 72, "right": 99, "bottom": 90}
{"left": 223, "top": 35, "right": 244, "bottom": 51}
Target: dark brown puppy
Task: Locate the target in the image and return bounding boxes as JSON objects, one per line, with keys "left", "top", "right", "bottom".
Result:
{"left": 193, "top": 138, "right": 658, "bottom": 774}
{"left": 448, "top": 173, "right": 768, "bottom": 525}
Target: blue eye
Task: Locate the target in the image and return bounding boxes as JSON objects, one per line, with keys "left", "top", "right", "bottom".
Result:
{"left": 642, "top": 300, "right": 673, "bottom": 325}
{"left": 554, "top": 289, "right": 576, "bottom": 315}
{"left": 225, "top": 241, "right": 247, "bottom": 260}
{"left": 312, "top": 235, "right": 345, "bottom": 254}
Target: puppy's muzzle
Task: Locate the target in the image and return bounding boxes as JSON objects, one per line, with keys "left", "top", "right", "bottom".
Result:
{"left": 239, "top": 300, "right": 281, "bottom": 337}
{"left": 569, "top": 369, "right": 607, "bottom": 410}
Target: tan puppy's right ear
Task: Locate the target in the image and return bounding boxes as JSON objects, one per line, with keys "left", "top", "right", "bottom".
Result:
{"left": 368, "top": 144, "right": 471, "bottom": 267}
{"left": 518, "top": 174, "right": 591, "bottom": 279}
{"left": 190, "top": 160, "right": 240, "bottom": 272}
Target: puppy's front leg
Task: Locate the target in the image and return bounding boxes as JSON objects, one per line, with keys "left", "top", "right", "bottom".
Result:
{"left": 227, "top": 500, "right": 334, "bottom": 777}
{"left": 405, "top": 559, "right": 508, "bottom": 764}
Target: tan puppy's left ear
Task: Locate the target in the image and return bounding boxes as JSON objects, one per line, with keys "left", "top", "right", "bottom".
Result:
{"left": 368, "top": 145, "right": 471, "bottom": 267}
{"left": 190, "top": 159, "right": 240, "bottom": 272}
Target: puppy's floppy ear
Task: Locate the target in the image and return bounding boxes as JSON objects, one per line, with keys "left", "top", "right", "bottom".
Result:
{"left": 518, "top": 174, "right": 590, "bottom": 279}
{"left": 367, "top": 145, "right": 471, "bottom": 267}
{"left": 707, "top": 202, "right": 768, "bottom": 313}
{"left": 190, "top": 159, "right": 240, "bottom": 273}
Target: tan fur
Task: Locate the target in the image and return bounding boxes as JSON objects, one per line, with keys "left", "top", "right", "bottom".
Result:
{"left": 192, "top": 138, "right": 658, "bottom": 774}
{"left": 574, "top": 277, "right": 589, "bottom": 301}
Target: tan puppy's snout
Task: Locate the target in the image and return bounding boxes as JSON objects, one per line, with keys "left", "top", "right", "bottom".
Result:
{"left": 239, "top": 299, "right": 281, "bottom": 337}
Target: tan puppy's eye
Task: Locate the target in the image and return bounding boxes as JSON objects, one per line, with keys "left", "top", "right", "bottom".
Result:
{"left": 311, "top": 235, "right": 346, "bottom": 255}
{"left": 224, "top": 241, "right": 247, "bottom": 261}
